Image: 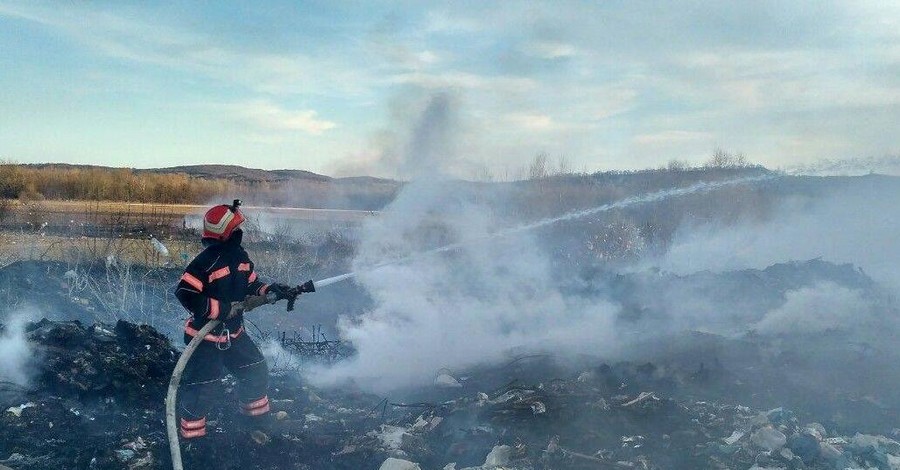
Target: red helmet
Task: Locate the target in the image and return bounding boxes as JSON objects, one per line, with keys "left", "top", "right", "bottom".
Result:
{"left": 203, "top": 204, "right": 245, "bottom": 241}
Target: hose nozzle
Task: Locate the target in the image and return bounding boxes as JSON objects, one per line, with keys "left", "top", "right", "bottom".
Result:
{"left": 298, "top": 279, "right": 316, "bottom": 293}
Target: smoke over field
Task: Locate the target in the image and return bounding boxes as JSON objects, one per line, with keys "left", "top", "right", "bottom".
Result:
{"left": 0, "top": 309, "right": 37, "bottom": 387}
{"left": 3, "top": 130, "right": 900, "bottom": 469}
{"left": 299, "top": 95, "right": 900, "bottom": 431}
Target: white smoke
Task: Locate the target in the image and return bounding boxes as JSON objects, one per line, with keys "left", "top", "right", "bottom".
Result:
{"left": 783, "top": 155, "right": 900, "bottom": 177}
{"left": 754, "top": 282, "right": 873, "bottom": 336}
{"left": 653, "top": 179, "right": 900, "bottom": 294}
{"left": 309, "top": 93, "right": 622, "bottom": 392}
{"left": 310, "top": 181, "right": 620, "bottom": 392}
{"left": 307, "top": 87, "right": 900, "bottom": 394}
{"left": 631, "top": 177, "right": 900, "bottom": 351}
{"left": 0, "top": 310, "right": 36, "bottom": 387}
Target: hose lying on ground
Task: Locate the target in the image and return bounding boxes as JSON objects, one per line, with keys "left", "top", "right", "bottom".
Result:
{"left": 165, "top": 292, "right": 275, "bottom": 469}
{"left": 165, "top": 319, "right": 220, "bottom": 470}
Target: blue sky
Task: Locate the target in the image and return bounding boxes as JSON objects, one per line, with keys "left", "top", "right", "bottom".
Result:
{"left": 1, "top": 1, "right": 898, "bottom": 177}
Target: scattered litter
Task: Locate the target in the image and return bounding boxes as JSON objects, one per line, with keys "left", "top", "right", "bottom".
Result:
{"left": 483, "top": 445, "right": 511, "bottom": 467}
{"left": 379, "top": 457, "right": 422, "bottom": 470}
{"left": 4, "top": 317, "right": 900, "bottom": 470}
{"left": 150, "top": 236, "right": 169, "bottom": 257}
{"left": 5, "top": 403, "right": 35, "bottom": 418}
{"left": 114, "top": 449, "right": 135, "bottom": 462}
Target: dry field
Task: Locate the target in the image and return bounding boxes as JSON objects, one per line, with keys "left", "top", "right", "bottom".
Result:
{"left": 0, "top": 199, "right": 368, "bottom": 269}
{"left": 3, "top": 199, "right": 376, "bottom": 222}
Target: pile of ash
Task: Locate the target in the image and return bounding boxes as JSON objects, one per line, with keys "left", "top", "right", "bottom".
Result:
{"left": 2, "top": 318, "right": 899, "bottom": 469}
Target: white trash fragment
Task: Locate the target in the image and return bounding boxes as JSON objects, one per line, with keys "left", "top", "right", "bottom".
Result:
{"left": 723, "top": 430, "right": 745, "bottom": 445}
{"left": 379, "top": 457, "right": 421, "bottom": 470}
{"left": 806, "top": 422, "right": 827, "bottom": 439}
{"left": 435, "top": 373, "right": 462, "bottom": 388}
{"left": 124, "top": 437, "right": 147, "bottom": 451}
{"left": 114, "top": 449, "right": 136, "bottom": 462}
{"left": 376, "top": 425, "right": 408, "bottom": 449}
{"left": 6, "top": 402, "right": 35, "bottom": 417}
{"left": 621, "top": 391, "right": 658, "bottom": 407}
{"left": 819, "top": 442, "right": 842, "bottom": 460}
{"left": 411, "top": 416, "right": 442, "bottom": 433}
{"left": 751, "top": 426, "right": 787, "bottom": 451}
{"left": 483, "top": 445, "right": 512, "bottom": 467}
{"left": 150, "top": 236, "right": 170, "bottom": 257}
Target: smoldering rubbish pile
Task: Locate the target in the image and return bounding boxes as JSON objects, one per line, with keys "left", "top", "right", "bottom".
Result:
{"left": 1, "top": 317, "right": 899, "bottom": 470}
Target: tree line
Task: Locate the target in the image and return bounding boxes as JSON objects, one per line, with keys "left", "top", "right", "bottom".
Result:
{"left": 0, "top": 164, "right": 247, "bottom": 203}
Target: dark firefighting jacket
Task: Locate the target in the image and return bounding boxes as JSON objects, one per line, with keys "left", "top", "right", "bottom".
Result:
{"left": 175, "top": 236, "right": 269, "bottom": 342}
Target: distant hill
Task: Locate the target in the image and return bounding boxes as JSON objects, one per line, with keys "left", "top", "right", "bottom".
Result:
{"left": 24, "top": 163, "right": 395, "bottom": 185}
{"left": 145, "top": 165, "right": 339, "bottom": 184}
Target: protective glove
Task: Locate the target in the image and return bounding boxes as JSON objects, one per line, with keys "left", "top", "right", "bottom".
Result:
{"left": 268, "top": 283, "right": 293, "bottom": 301}
{"left": 227, "top": 301, "right": 244, "bottom": 319}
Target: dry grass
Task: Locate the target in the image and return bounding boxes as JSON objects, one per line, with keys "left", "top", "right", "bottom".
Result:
{"left": 0, "top": 233, "right": 196, "bottom": 267}
{"left": 3, "top": 199, "right": 377, "bottom": 222}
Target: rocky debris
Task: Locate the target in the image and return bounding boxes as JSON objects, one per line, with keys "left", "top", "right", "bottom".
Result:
{"left": 695, "top": 406, "right": 900, "bottom": 470}
{"left": 2, "top": 318, "right": 900, "bottom": 469}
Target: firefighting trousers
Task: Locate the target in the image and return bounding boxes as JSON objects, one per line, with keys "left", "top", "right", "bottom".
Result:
{"left": 177, "top": 332, "right": 270, "bottom": 438}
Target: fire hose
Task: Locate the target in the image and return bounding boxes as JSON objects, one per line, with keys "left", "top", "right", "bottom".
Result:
{"left": 166, "top": 281, "right": 314, "bottom": 470}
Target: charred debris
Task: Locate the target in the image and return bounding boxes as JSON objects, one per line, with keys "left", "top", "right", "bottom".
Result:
{"left": 1, "top": 257, "right": 899, "bottom": 469}
{"left": 2, "top": 318, "right": 899, "bottom": 470}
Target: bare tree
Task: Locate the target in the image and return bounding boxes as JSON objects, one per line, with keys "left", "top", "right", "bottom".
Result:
{"left": 705, "top": 148, "right": 749, "bottom": 168}
{"left": 556, "top": 155, "right": 572, "bottom": 175}
{"left": 529, "top": 153, "right": 549, "bottom": 180}
{"left": 667, "top": 159, "right": 688, "bottom": 171}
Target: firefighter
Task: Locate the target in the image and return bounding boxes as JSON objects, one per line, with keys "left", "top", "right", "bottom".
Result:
{"left": 174, "top": 201, "right": 291, "bottom": 440}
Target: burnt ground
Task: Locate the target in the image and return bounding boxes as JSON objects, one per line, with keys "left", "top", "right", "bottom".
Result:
{"left": 1, "top": 258, "right": 899, "bottom": 469}
{"left": 1, "top": 317, "right": 899, "bottom": 470}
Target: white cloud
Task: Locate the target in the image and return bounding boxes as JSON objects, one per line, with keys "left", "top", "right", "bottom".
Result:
{"left": 227, "top": 100, "right": 336, "bottom": 136}
{"left": 4, "top": 1, "right": 900, "bottom": 173}
{"left": 527, "top": 40, "right": 578, "bottom": 60}
{"left": 0, "top": 2, "right": 373, "bottom": 98}
{"left": 424, "top": 10, "right": 485, "bottom": 34}
{"left": 633, "top": 130, "right": 712, "bottom": 146}
{"left": 505, "top": 112, "right": 557, "bottom": 131}
{"left": 391, "top": 71, "right": 537, "bottom": 93}
{"left": 571, "top": 86, "right": 639, "bottom": 121}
